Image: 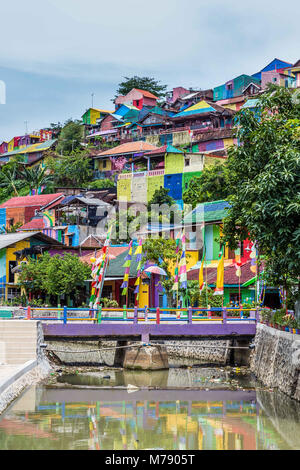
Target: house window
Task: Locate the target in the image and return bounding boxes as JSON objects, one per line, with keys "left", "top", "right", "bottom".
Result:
{"left": 7, "top": 287, "right": 21, "bottom": 300}
{"left": 184, "top": 158, "right": 190, "bottom": 167}
{"left": 8, "top": 261, "right": 17, "bottom": 283}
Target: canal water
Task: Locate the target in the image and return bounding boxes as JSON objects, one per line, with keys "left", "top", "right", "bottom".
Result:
{"left": 0, "top": 366, "right": 300, "bottom": 450}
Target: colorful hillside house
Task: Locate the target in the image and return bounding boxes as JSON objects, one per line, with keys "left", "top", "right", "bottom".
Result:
{"left": 115, "top": 88, "right": 159, "bottom": 110}
{"left": 0, "top": 231, "right": 64, "bottom": 301}
{"left": 82, "top": 108, "right": 113, "bottom": 126}
{"left": 213, "top": 75, "right": 261, "bottom": 101}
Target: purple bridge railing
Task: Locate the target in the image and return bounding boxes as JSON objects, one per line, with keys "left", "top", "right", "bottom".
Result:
{"left": 21, "top": 306, "right": 259, "bottom": 341}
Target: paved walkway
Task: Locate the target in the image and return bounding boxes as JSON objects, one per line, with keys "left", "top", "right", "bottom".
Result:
{"left": 0, "top": 365, "right": 24, "bottom": 387}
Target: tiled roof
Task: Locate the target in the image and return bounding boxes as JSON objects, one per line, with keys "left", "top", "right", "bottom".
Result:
{"left": 134, "top": 89, "right": 158, "bottom": 100}
{"left": 80, "top": 246, "right": 128, "bottom": 265}
{"left": 95, "top": 141, "right": 159, "bottom": 157}
{"left": 0, "top": 193, "right": 64, "bottom": 209}
{"left": 184, "top": 200, "right": 230, "bottom": 225}
{"left": 147, "top": 145, "right": 167, "bottom": 156}
{"left": 188, "top": 260, "right": 256, "bottom": 286}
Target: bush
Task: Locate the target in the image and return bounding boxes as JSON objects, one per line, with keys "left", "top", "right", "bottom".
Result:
{"left": 100, "top": 297, "right": 119, "bottom": 308}
{"left": 83, "top": 179, "right": 115, "bottom": 189}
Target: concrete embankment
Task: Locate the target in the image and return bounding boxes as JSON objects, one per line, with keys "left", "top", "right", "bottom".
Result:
{"left": 251, "top": 323, "right": 300, "bottom": 401}
{"left": 0, "top": 320, "right": 51, "bottom": 414}
{"left": 46, "top": 337, "right": 252, "bottom": 368}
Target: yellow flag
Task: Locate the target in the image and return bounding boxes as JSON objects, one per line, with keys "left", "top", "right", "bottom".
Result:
{"left": 214, "top": 253, "right": 224, "bottom": 295}
{"left": 199, "top": 258, "right": 204, "bottom": 292}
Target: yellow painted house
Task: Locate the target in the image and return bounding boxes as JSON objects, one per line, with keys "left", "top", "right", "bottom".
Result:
{"left": 82, "top": 108, "right": 113, "bottom": 125}
{"left": 0, "top": 232, "right": 63, "bottom": 301}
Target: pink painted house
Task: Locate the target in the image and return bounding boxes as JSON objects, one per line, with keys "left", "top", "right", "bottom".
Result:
{"left": 115, "top": 88, "right": 158, "bottom": 110}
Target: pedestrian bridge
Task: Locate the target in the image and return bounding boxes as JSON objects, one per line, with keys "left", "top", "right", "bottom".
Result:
{"left": 22, "top": 306, "right": 258, "bottom": 342}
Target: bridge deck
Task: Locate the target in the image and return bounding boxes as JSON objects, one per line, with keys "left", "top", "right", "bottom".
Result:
{"left": 43, "top": 322, "right": 256, "bottom": 340}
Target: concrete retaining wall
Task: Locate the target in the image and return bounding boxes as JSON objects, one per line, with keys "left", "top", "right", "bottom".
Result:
{"left": 0, "top": 319, "right": 50, "bottom": 415}
{"left": 46, "top": 338, "right": 252, "bottom": 367}
{"left": 251, "top": 323, "right": 300, "bottom": 401}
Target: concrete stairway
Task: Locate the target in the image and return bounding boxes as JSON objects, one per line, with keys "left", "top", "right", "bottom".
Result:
{"left": 0, "top": 320, "right": 39, "bottom": 365}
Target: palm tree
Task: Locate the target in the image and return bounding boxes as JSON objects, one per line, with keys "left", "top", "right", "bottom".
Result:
{"left": 0, "top": 164, "right": 22, "bottom": 196}
{"left": 19, "top": 165, "right": 53, "bottom": 193}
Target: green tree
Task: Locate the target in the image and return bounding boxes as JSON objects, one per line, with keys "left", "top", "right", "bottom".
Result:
{"left": 83, "top": 178, "right": 115, "bottom": 189}
{"left": 147, "top": 187, "right": 175, "bottom": 210}
{"left": 147, "top": 187, "right": 181, "bottom": 225}
{"left": 18, "top": 252, "right": 91, "bottom": 306}
{"left": 19, "top": 166, "right": 53, "bottom": 193}
{"left": 222, "top": 85, "right": 300, "bottom": 303}
{"left": 115, "top": 76, "right": 167, "bottom": 99}
{"left": 0, "top": 161, "right": 23, "bottom": 196}
{"left": 56, "top": 119, "right": 84, "bottom": 154}
{"left": 182, "top": 163, "right": 229, "bottom": 208}
{"left": 45, "top": 149, "right": 92, "bottom": 187}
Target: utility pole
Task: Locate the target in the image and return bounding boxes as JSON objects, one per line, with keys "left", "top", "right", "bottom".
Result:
{"left": 91, "top": 93, "right": 94, "bottom": 108}
{"left": 24, "top": 121, "right": 28, "bottom": 134}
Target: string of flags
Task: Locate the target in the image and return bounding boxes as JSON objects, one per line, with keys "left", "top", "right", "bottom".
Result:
{"left": 89, "top": 224, "right": 112, "bottom": 309}
{"left": 172, "top": 231, "right": 181, "bottom": 292}
{"left": 134, "top": 239, "right": 143, "bottom": 303}
{"left": 214, "top": 247, "right": 224, "bottom": 295}
{"left": 249, "top": 243, "right": 257, "bottom": 273}
{"left": 121, "top": 240, "right": 133, "bottom": 296}
{"left": 199, "top": 228, "right": 206, "bottom": 293}
{"left": 179, "top": 231, "right": 187, "bottom": 290}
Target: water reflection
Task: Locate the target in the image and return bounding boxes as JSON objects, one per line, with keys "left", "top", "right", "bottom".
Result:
{"left": 0, "top": 385, "right": 299, "bottom": 450}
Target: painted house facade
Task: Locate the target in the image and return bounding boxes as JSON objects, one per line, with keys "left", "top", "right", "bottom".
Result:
{"left": 116, "top": 144, "right": 226, "bottom": 206}
{"left": 115, "top": 88, "right": 159, "bottom": 110}
{"left": 0, "top": 231, "right": 63, "bottom": 301}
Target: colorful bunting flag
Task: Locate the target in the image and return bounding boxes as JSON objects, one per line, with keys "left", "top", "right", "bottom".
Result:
{"left": 134, "top": 239, "right": 143, "bottom": 302}
{"left": 179, "top": 231, "right": 187, "bottom": 290}
{"left": 214, "top": 249, "right": 224, "bottom": 296}
{"left": 89, "top": 224, "right": 112, "bottom": 309}
{"left": 172, "top": 231, "right": 181, "bottom": 292}
{"left": 121, "top": 240, "right": 133, "bottom": 296}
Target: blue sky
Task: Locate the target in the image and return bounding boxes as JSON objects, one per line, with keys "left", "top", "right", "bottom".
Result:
{"left": 0, "top": 0, "right": 299, "bottom": 141}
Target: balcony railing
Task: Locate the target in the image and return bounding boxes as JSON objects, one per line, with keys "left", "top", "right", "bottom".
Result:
{"left": 118, "top": 169, "right": 165, "bottom": 180}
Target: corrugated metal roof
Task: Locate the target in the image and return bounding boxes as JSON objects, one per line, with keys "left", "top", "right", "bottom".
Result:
{"left": 95, "top": 141, "right": 159, "bottom": 158}
{"left": 0, "top": 231, "right": 61, "bottom": 249}
{"left": 0, "top": 139, "right": 57, "bottom": 157}
{"left": 184, "top": 200, "right": 230, "bottom": 225}
{"left": 0, "top": 193, "right": 64, "bottom": 209}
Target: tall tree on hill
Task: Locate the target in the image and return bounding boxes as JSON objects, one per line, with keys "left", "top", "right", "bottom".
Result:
{"left": 115, "top": 76, "right": 167, "bottom": 99}
{"left": 222, "top": 85, "right": 300, "bottom": 304}
{"left": 56, "top": 119, "right": 84, "bottom": 155}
